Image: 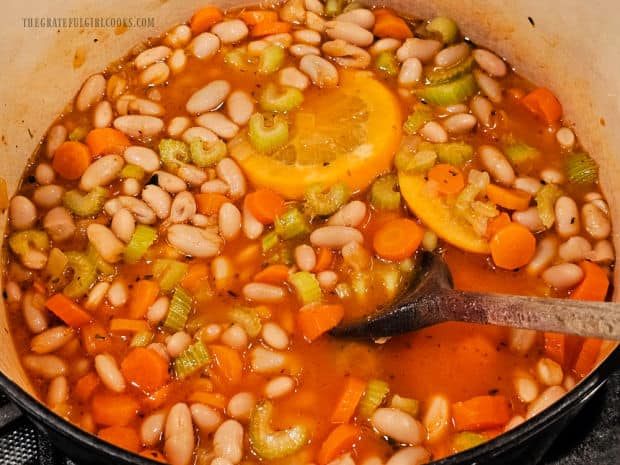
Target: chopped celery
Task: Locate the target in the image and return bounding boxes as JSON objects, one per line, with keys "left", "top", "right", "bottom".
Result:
{"left": 44, "top": 248, "right": 69, "bottom": 282}
{"left": 342, "top": 1, "right": 363, "bottom": 12}
{"left": 249, "top": 400, "right": 309, "bottom": 460}
{"left": 454, "top": 171, "right": 492, "bottom": 236}
{"left": 427, "top": 16, "right": 459, "bottom": 44}
{"left": 229, "top": 306, "right": 262, "bottom": 338}
{"left": 266, "top": 245, "right": 294, "bottom": 266}
{"left": 504, "top": 143, "right": 540, "bottom": 167}
{"left": 9, "top": 230, "right": 50, "bottom": 258}
{"left": 158, "top": 138, "right": 190, "bottom": 170}
{"left": 274, "top": 208, "right": 309, "bottom": 240}
{"left": 535, "top": 183, "right": 563, "bottom": 228}
{"left": 63, "top": 187, "right": 108, "bottom": 217}
{"left": 289, "top": 271, "right": 321, "bottom": 304}
{"left": 426, "top": 55, "right": 474, "bottom": 85}
{"left": 435, "top": 142, "right": 474, "bottom": 167}
{"left": 153, "top": 259, "right": 188, "bottom": 292}
{"left": 120, "top": 163, "right": 145, "bottom": 180}
{"left": 565, "top": 152, "right": 598, "bottom": 184}
{"left": 163, "top": 286, "right": 193, "bottom": 332}
{"left": 351, "top": 271, "right": 369, "bottom": 297}
{"left": 375, "top": 51, "right": 399, "bottom": 76}
{"left": 304, "top": 183, "right": 350, "bottom": 216}
{"left": 124, "top": 225, "right": 158, "bottom": 264}
{"left": 261, "top": 231, "right": 280, "bottom": 252}
{"left": 130, "top": 331, "right": 154, "bottom": 347}
{"left": 403, "top": 105, "right": 433, "bottom": 135}
{"left": 334, "top": 283, "right": 351, "bottom": 299}
{"left": 68, "top": 126, "right": 88, "bottom": 141}
{"left": 63, "top": 252, "right": 97, "bottom": 298}
{"left": 390, "top": 394, "right": 420, "bottom": 417}
{"left": 395, "top": 146, "right": 437, "bottom": 174}
{"left": 190, "top": 138, "right": 227, "bottom": 168}
{"left": 174, "top": 340, "right": 210, "bottom": 379}
{"left": 325, "top": 0, "right": 345, "bottom": 16}
{"left": 453, "top": 432, "right": 486, "bottom": 452}
{"left": 224, "top": 47, "right": 254, "bottom": 71}
{"left": 87, "top": 243, "right": 115, "bottom": 276}
{"left": 358, "top": 379, "right": 390, "bottom": 418}
{"left": 370, "top": 174, "right": 401, "bottom": 210}
{"left": 416, "top": 73, "right": 478, "bottom": 106}
{"left": 259, "top": 45, "right": 285, "bottom": 74}
{"left": 248, "top": 113, "right": 289, "bottom": 153}
{"left": 259, "top": 84, "right": 304, "bottom": 112}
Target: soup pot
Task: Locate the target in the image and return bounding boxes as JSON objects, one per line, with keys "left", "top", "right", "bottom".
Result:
{"left": 0, "top": 0, "right": 618, "bottom": 464}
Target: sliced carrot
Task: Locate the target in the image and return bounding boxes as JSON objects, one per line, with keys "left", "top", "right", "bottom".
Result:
{"left": 244, "top": 188, "right": 286, "bottom": 224}
{"left": 52, "top": 141, "right": 92, "bottom": 180}
{"left": 428, "top": 164, "right": 465, "bottom": 195}
{"left": 91, "top": 392, "right": 140, "bottom": 426}
{"left": 251, "top": 21, "right": 292, "bottom": 37}
{"left": 314, "top": 247, "right": 334, "bottom": 272}
{"left": 139, "top": 450, "right": 167, "bottom": 463}
{"left": 489, "top": 223, "right": 536, "bottom": 270}
{"left": 181, "top": 262, "right": 210, "bottom": 293}
{"left": 486, "top": 212, "right": 511, "bottom": 239}
{"left": 373, "top": 12, "right": 413, "bottom": 39}
{"left": 75, "top": 372, "right": 100, "bottom": 402}
{"left": 127, "top": 280, "right": 160, "bottom": 319}
{"left": 190, "top": 5, "right": 224, "bottom": 34}
{"left": 452, "top": 395, "right": 511, "bottom": 431}
{"left": 109, "top": 318, "right": 150, "bottom": 334}
{"left": 486, "top": 184, "right": 532, "bottom": 211}
{"left": 188, "top": 391, "right": 228, "bottom": 409}
{"left": 254, "top": 264, "right": 290, "bottom": 284}
{"left": 195, "top": 192, "right": 230, "bottom": 215}
{"left": 330, "top": 376, "right": 367, "bottom": 424}
{"left": 373, "top": 218, "right": 424, "bottom": 261}
{"left": 544, "top": 332, "right": 566, "bottom": 366}
{"left": 521, "top": 87, "right": 563, "bottom": 124}
{"left": 297, "top": 303, "right": 344, "bottom": 342}
{"left": 573, "top": 338, "right": 603, "bottom": 378}
{"left": 570, "top": 261, "right": 609, "bottom": 302}
{"left": 209, "top": 344, "right": 243, "bottom": 385}
{"left": 318, "top": 423, "right": 362, "bottom": 465}
{"left": 45, "top": 294, "right": 92, "bottom": 328}
{"left": 81, "top": 321, "right": 111, "bottom": 355}
{"left": 84, "top": 127, "right": 131, "bottom": 157}
{"left": 239, "top": 10, "right": 278, "bottom": 26}
{"left": 142, "top": 383, "right": 172, "bottom": 410}
{"left": 98, "top": 426, "right": 140, "bottom": 453}
{"left": 121, "top": 347, "right": 170, "bottom": 393}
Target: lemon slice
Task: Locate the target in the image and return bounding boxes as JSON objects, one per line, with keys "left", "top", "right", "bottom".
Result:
{"left": 229, "top": 70, "right": 402, "bottom": 199}
{"left": 398, "top": 171, "right": 491, "bottom": 254}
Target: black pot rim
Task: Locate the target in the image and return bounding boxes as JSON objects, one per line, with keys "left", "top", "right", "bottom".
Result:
{"left": 0, "top": 344, "right": 618, "bottom": 464}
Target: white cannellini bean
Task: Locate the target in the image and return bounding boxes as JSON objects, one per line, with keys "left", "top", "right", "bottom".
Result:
{"left": 42, "top": 206, "right": 75, "bottom": 243}
{"left": 147, "top": 296, "right": 170, "bottom": 325}
{"left": 129, "top": 98, "right": 166, "bottom": 117}
{"left": 435, "top": 43, "right": 470, "bottom": 67}
{"left": 541, "top": 168, "right": 564, "bottom": 185}
{"left": 442, "top": 113, "right": 477, "bottom": 134}
{"left": 115, "top": 196, "right": 157, "bottom": 224}
{"left": 369, "top": 38, "right": 402, "bottom": 55}
{"left": 85, "top": 282, "right": 110, "bottom": 311}
{"left": 470, "top": 95, "right": 494, "bottom": 127}
{"left": 299, "top": 55, "right": 339, "bottom": 87}
{"left": 32, "top": 185, "right": 64, "bottom": 209}
{"left": 182, "top": 126, "right": 218, "bottom": 144}
{"left": 213, "top": 420, "right": 244, "bottom": 464}
{"left": 197, "top": 324, "right": 221, "bottom": 343}
{"left": 423, "top": 394, "right": 450, "bottom": 443}
{"left": 264, "top": 376, "right": 295, "bottom": 401}
{"left": 305, "top": 11, "right": 326, "bottom": 32}
{"left": 124, "top": 146, "right": 160, "bottom": 172}
{"left": 243, "top": 283, "right": 285, "bottom": 303}
{"left": 219, "top": 202, "right": 242, "bottom": 241}
{"left": 472, "top": 49, "right": 507, "bottom": 77}
{"left": 168, "top": 116, "right": 192, "bottom": 138}
{"left": 79, "top": 154, "right": 124, "bottom": 191}
{"left": 317, "top": 270, "right": 338, "bottom": 290}
{"left": 526, "top": 386, "right": 566, "bottom": 419}
{"left": 305, "top": 0, "right": 324, "bottom": 14}
{"left": 325, "top": 20, "right": 374, "bottom": 47}
{"left": 556, "top": 127, "right": 575, "bottom": 149}
{"left": 328, "top": 200, "right": 367, "bottom": 227}
{"left": 336, "top": 8, "right": 375, "bottom": 29}
{"left": 93, "top": 100, "right": 113, "bottom": 128}
{"left": 107, "top": 279, "right": 129, "bottom": 307}
{"left": 148, "top": 342, "right": 170, "bottom": 363}
{"left": 141, "top": 411, "right": 166, "bottom": 447}
{"left": 216, "top": 158, "right": 246, "bottom": 199}
{"left": 342, "top": 241, "right": 371, "bottom": 271}
{"left": 177, "top": 165, "right": 207, "bottom": 188}
{"left": 10, "top": 195, "right": 37, "bottom": 230}
{"left": 46, "top": 125, "right": 67, "bottom": 158}
{"left": 582, "top": 203, "right": 611, "bottom": 239}
{"left": 135, "top": 45, "right": 171, "bottom": 69}
{"left": 76, "top": 74, "right": 106, "bottom": 112}
{"left": 165, "top": 403, "right": 195, "bottom": 465}
{"left": 290, "top": 44, "right": 321, "bottom": 57}
{"left": 139, "top": 62, "right": 170, "bottom": 87}
{"left": 114, "top": 115, "right": 163, "bottom": 138}
{"left": 558, "top": 236, "right": 592, "bottom": 262}
{"left": 35, "top": 163, "right": 55, "bottom": 185}
{"left": 87, "top": 224, "right": 124, "bottom": 263}
{"left": 23, "top": 354, "right": 67, "bottom": 379}
{"left": 186, "top": 80, "right": 231, "bottom": 115}
{"left": 167, "top": 224, "right": 223, "bottom": 258}
{"left": 247, "top": 40, "right": 269, "bottom": 56}
{"left": 504, "top": 415, "right": 526, "bottom": 432}
{"left": 479, "top": 145, "right": 515, "bottom": 185}
{"left": 191, "top": 403, "right": 222, "bottom": 433}
{"left": 295, "top": 244, "right": 316, "bottom": 271}
{"left": 155, "top": 171, "right": 187, "bottom": 194}
{"left": 527, "top": 236, "right": 558, "bottom": 275}
{"left": 555, "top": 196, "right": 580, "bottom": 237}
{"left": 512, "top": 207, "right": 544, "bottom": 232}
{"left": 170, "top": 191, "right": 197, "bottom": 223}
{"left": 47, "top": 376, "right": 68, "bottom": 406}
{"left": 311, "top": 226, "right": 363, "bottom": 248}
{"left": 221, "top": 324, "right": 248, "bottom": 350}
{"left": 227, "top": 392, "right": 256, "bottom": 421}
{"left": 94, "top": 353, "right": 126, "bottom": 393}
{"left": 293, "top": 29, "right": 322, "bottom": 45}
{"left": 31, "top": 326, "right": 74, "bottom": 354}
{"left": 196, "top": 113, "right": 239, "bottom": 139}
{"left": 322, "top": 40, "right": 371, "bottom": 69}
{"left": 242, "top": 205, "right": 264, "bottom": 240}
{"left": 188, "top": 33, "right": 220, "bottom": 59}
{"left": 588, "top": 239, "right": 615, "bottom": 264}
{"left": 514, "top": 372, "right": 539, "bottom": 403}
{"left": 514, "top": 176, "right": 542, "bottom": 195}
{"left": 5, "top": 281, "right": 22, "bottom": 306}
{"left": 165, "top": 24, "right": 192, "bottom": 48}
{"left": 386, "top": 447, "right": 431, "bottom": 465}
{"left": 279, "top": 67, "right": 310, "bottom": 90}
{"left": 371, "top": 408, "right": 425, "bottom": 445}
{"left": 212, "top": 20, "right": 249, "bottom": 44}
{"left": 542, "top": 263, "right": 584, "bottom": 289}
{"left": 474, "top": 69, "right": 503, "bottom": 103}
{"left": 398, "top": 57, "right": 423, "bottom": 87}
{"left": 212, "top": 256, "right": 233, "bottom": 290}
{"left": 226, "top": 91, "right": 255, "bottom": 126}
{"left": 396, "top": 38, "right": 442, "bottom": 63}
{"left": 142, "top": 184, "right": 172, "bottom": 219}
{"left": 201, "top": 179, "right": 229, "bottom": 194}
{"left": 22, "top": 292, "right": 48, "bottom": 334}
{"left": 168, "top": 49, "right": 187, "bottom": 74}
{"left": 536, "top": 357, "right": 564, "bottom": 386}
{"left": 261, "top": 322, "right": 289, "bottom": 350}
{"left": 167, "top": 331, "right": 192, "bottom": 358}
{"left": 250, "top": 347, "right": 286, "bottom": 373}
{"left": 264, "top": 33, "right": 293, "bottom": 48}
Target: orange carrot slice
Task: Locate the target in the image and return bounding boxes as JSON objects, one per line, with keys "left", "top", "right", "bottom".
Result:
{"left": 373, "top": 218, "right": 424, "bottom": 261}
{"left": 52, "top": 141, "right": 92, "bottom": 180}
{"left": 521, "top": 87, "right": 563, "bottom": 124}
{"left": 318, "top": 424, "right": 362, "bottom": 465}
{"left": 190, "top": 6, "right": 224, "bottom": 34}
{"left": 45, "top": 294, "right": 92, "bottom": 328}
{"left": 244, "top": 188, "right": 286, "bottom": 224}
{"left": 428, "top": 164, "right": 465, "bottom": 195}
{"left": 297, "top": 303, "right": 344, "bottom": 342}
{"left": 570, "top": 261, "right": 609, "bottom": 301}
{"left": 85, "top": 128, "right": 130, "bottom": 157}
{"left": 486, "top": 184, "right": 532, "bottom": 211}
{"left": 489, "top": 223, "right": 536, "bottom": 270}
{"left": 452, "top": 395, "right": 511, "bottom": 431}
{"left": 330, "top": 376, "right": 367, "bottom": 424}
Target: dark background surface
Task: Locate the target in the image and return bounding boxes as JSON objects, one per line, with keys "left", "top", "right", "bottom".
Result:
{"left": 0, "top": 370, "right": 618, "bottom": 465}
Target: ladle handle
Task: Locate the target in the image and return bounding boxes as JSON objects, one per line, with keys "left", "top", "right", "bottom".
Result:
{"left": 445, "top": 290, "right": 620, "bottom": 340}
